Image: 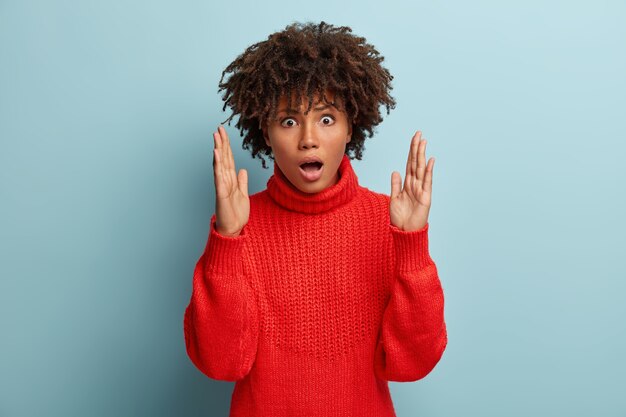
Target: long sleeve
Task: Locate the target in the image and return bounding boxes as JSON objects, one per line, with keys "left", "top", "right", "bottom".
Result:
{"left": 183, "top": 214, "right": 259, "bottom": 381}
{"left": 374, "top": 222, "right": 448, "bottom": 382}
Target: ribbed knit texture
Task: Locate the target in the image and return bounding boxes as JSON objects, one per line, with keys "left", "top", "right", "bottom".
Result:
{"left": 184, "top": 154, "right": 448, "bottom": 417}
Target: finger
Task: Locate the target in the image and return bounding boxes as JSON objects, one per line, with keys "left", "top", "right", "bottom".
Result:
{"left": 214, "top": 130, "right": 230, "bottom": 194}
{"left": 213, "top": 131, "right": 222, "bottom": 178}
{"left": 213, "top": 131, "right": 218, "bottom": 168}
{"left": 214, "top": 129, "right": 224, "bottom": 169}
{"left": 404, "top": 131, "right": 418, "bottom": 179}
{"left": 238, "top": 168, "right": 249, "bottom": 197}
{"left": 214, "top": 148, "right": 225, "bottom": 197}
{"left": 221, "top": 125, "right": 235, "bottom": 172}
{"left": 416, "top": 138, "right": 426, "bottom": 189}
{"left": 220, "top": 125, "right": 238, "bottom": 186}
{"left": 216, "top": 126, "right": 232, "bottom": 189}
{"left": 390, "top": 171, "right": 401, "bottom": 199}
{"left": 213, "top": 130, "right": 220, "bottom": 152}
{"left": 423, "top": 157, "right": 434, "bottom": 194}
{"left": 218, "top": 126, "right": 231, "bottom": 171}
{"left": 404, "top": 131, "right": 420, "bottom": 191}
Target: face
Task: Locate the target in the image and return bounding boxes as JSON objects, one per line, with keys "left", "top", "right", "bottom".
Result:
{"left": 262, "top": 89, "right": 352, "bottom": 194}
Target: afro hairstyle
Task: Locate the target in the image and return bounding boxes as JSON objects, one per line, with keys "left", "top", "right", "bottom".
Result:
{"left": 218, "top": 20, "right": 397, "bottom": 169}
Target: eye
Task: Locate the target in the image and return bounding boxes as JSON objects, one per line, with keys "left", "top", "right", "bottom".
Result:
{"left": 320, "top": 115, "right": 335, "bottom": 125}
{"left": 280, "top": 117, "right": 295, "bottom": 127}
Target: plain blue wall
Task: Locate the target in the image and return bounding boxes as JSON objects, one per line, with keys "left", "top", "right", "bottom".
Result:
{"left": 1, "top": 1, "right": 625, "bottom": 416}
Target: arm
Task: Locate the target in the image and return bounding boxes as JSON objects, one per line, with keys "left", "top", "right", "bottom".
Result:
{"left": 373, "top": 221, "right": 448, "bottom": 382}
{"left": 183, "top": 214, "right": 259, "bottom": 381}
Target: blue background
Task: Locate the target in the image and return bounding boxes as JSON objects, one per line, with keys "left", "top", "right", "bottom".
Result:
{"left": 1, "top": 1, "right": 625, "bottom": 416}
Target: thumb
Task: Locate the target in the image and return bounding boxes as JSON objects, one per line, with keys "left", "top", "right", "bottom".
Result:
{"left": 390, "top": 171, "right": 401, "bottom": 200}
{"left": 238, "top": 169, "right": 249, "bottom": 197}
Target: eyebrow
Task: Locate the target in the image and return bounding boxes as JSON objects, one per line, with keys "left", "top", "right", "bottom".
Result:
{"left": 277, "top": 104, "right": 336, "bottom": 114}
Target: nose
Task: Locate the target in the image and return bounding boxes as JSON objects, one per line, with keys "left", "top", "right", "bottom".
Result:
{"left": 298, "top": 120, "right": 319, "bottom": 150}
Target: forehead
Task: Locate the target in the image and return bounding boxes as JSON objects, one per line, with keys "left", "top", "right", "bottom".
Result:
{"left": 277, "top": 89, "right": 338, "bottom": 110}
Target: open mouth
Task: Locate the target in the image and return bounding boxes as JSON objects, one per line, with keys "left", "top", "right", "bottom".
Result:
{"left": 299, "top": 161, "right": 323, "bottom": 172}
{"left": 298, "top": 161, "right": 324, "bottom": 181}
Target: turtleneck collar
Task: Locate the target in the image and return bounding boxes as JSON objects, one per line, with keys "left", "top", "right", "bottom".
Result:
{"left": 266, "top": 154, "right": 359, "bottom": 214}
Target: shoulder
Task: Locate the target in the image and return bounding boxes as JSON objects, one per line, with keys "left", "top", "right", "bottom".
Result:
{"left": 357, "top": 185, "right": 391, "bottom": 207}
{"left": 249, "top": 189, "right": 269, "bottom": 203}
{"left": 353, "top": 187, "right": 394, "bottom": 248}
{"left": 247, "top": 189, "right": 272, "bottom": 216}
{"left": 353, "top": 186, "right": 391, "bottom": 224}
{"left": 232, "top": 190, "right": 272, "bottom": 237}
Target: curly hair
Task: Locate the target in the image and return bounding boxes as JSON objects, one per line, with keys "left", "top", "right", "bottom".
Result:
{"left": 218, "top": 20, "right": 397, "bottom": 169}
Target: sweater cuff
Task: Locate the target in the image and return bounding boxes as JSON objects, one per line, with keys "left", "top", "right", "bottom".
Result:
{"left": 205, "top": 214, "right": 247, "bottom": 275}
{"left": 390, "top": 222, "right": 434, "bottom": 272}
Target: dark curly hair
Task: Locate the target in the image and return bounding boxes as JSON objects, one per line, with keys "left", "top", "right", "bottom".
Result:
{"left": 218, "top": 20, "right": 397, "bottom": 169}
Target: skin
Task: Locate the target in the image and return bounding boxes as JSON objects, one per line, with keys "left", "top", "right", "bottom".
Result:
{"left": 212, "top": 125, "right": 250, "bottom": 237}
{"left": 261, "top": 89, "right": 352, "bottom": 195}
{"left": 212, "top": 93, "right": 435, "bottom": 237}
{"left": 389, "top": 131, "right": 434, "bottom": 232}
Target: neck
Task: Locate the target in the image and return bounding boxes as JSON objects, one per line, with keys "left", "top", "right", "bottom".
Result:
{"left": 266, "top": 154, "right": 359, "bottom": 214}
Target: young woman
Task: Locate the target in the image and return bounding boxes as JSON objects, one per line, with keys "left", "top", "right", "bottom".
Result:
{"left": 184, "top": 20, "right": 446, "bottom": 417}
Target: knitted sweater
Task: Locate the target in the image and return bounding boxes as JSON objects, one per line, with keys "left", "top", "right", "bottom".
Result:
{"left": 183, "top": 154, "right": 448, "bottom": 417}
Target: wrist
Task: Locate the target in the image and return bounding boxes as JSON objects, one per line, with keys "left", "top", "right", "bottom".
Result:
{"left": 215, "top": 220, "right": 242, "bottom": 237}
{"left": 216, "top": 226, "right": 241, "bottom": 237}
{"left": 390, "top": 222, "right": 434, "bottom": 271}
{"left": 207, "top": 215, "right": 246, "bottom": 274}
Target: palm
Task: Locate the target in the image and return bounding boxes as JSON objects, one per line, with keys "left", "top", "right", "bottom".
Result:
{"left": 213, "top": 125, "right": 249, "bottom": 237}
{"left": 215, "top": 178, "right": 250, "bottom": 234}
{"left": 390, "top": 131, "right": 434, "bottom": 232}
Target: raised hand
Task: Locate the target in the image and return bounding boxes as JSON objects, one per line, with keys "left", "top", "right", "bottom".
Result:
{"left": 213, "top": 125, "right": 250, "bottom": 237}
{"left": 390, "top": 131, "right": 434, "bottom": 232}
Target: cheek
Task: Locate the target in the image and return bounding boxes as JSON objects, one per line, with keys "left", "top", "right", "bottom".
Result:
{"left": 270, "top": 144, "right": 292, "bottom": 163}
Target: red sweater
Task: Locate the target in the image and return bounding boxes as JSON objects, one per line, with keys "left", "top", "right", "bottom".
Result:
{"left": 183, "top": 154, "right": 448, "bottom": 417}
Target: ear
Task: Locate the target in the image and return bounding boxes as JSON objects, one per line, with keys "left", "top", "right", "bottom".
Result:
{"left": 346, "top": 124, "right": 352, "bottom": 143}
{"left": 261, "top": 123, "right": 271, "bottom": 147}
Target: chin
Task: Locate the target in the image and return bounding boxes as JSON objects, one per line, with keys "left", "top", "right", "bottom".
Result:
{"left": 296, "top": 179, "right": 329, "bottom": 194}
{"left": 298, "top": 184, "right": 325, "bottom": 194}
